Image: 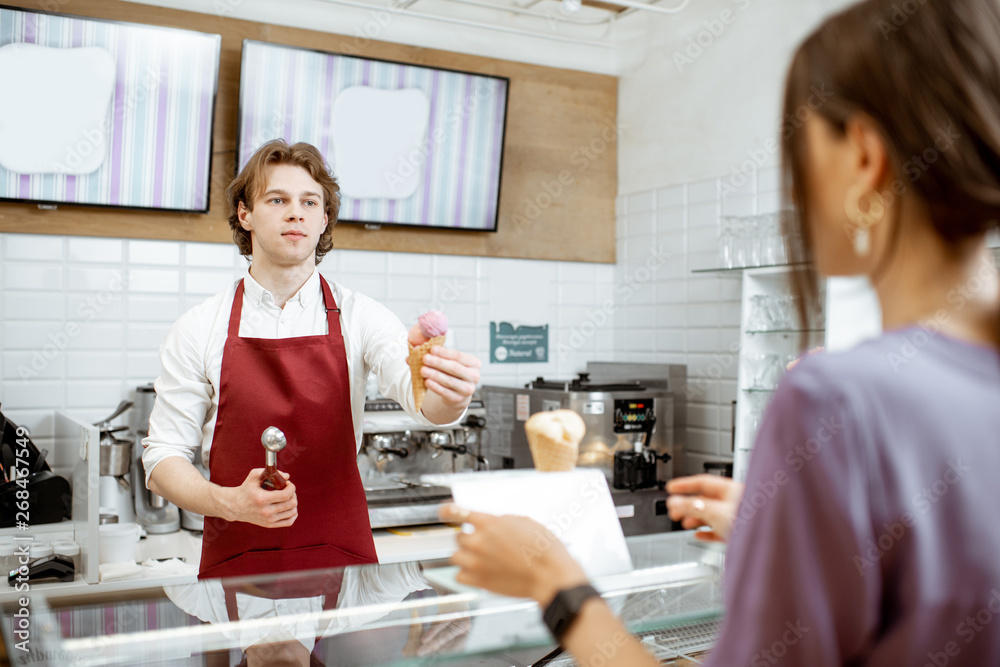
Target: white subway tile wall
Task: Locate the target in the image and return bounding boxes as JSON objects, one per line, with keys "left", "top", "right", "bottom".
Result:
{"left": 615, "top": 166, "right": 782, "bottom": 474}
{"left": 0, "top": 235, "right": 617, "bottom": 453}
{"left": 1, "top": 165, "right": 778, "bottom": 477}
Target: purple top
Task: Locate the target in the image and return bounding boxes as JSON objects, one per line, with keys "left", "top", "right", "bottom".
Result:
{"left": 706, "top": 327, "right": 1000, "bottom": 666}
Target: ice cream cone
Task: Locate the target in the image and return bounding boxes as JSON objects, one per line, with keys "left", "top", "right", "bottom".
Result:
{"left": 524, "top": 410, "right": 586, "bottom": 472}
{"left": 409, "top": 335, "right": 446, "bottom": 412}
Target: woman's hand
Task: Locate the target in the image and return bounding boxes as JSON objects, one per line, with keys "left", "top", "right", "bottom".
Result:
{"left": 439, "top": 505, "right": 589, "bottom": 606}
{"left": 665, "top": 475, "right": 744, "bottom": 542}
{"left": 788, "top": 346, "right": 825, "bottom": 370}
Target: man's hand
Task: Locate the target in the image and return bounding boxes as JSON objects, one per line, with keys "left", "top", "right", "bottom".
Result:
{"left": 216, "top": 468, "right": 298, "bottom": 528}
{"left": 422, "top": 347, "right": 481, "bottom": 407}
{"left": 420, "top": 348, "right": 481, "bottom": 424}
{"left": 440, "top": 505, "right": 589, "bottom": 606}
{"left": 665, "top": 475, "right": 744, "bottom": 542}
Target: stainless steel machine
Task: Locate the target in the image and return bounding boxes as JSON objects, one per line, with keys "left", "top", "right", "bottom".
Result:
{"left": 481, "top": 362, "right": 686, "bottom": 536}
{"left": 359, "top": 396, "right": 488, "bottom": 529}
{"left": 132, "top": 384, "right": 181, "bottom": 534}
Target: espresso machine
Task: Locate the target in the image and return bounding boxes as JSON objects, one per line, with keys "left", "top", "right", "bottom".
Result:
{"left": 132, "top": 384, "right": 180, "bottom": 534}
{"left": 481, "top": 362, "right": 686, "bottom": 536}
{"left": 96, "top": 400, "right": 136, "bottom": 524}
{"left": 360, "top": 392, "right": 488, "bottom": 529}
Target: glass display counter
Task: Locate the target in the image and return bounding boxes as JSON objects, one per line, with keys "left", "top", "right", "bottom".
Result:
{"left": 1, "top": 531, "right": 723, "bottom": 667}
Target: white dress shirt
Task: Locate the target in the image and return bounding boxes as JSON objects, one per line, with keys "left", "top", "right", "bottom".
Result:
{"left": 142, "top": 268, "right": 440, "bottom": 483}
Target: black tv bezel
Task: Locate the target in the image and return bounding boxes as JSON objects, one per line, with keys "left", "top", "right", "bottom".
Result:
{"left": 0, "top": 3, "right": 222, "bottom": 215}
{"left": 236, "top": 38, "right": 509, "bottom": 234}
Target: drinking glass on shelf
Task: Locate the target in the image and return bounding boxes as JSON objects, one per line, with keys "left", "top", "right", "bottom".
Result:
{"left": 759, "top": 216, "right": 774, "bottom": 267}
{"left": 774, "top": 213, "right": 790, "bottom": 265}
{"left": 744, "top": 353, "right": 766, "bottom": 390}
{"left": 747, "top": 217, "right": 762, "bottom": 267}
{"left": 764, "top": 294, "right": 783, "bottom": 330}
{"left": 732, "top": 217, "right": 748, "bottom": 268}
{"left": 778, "top": 295, "right": 797, "bottom": 330}
{"left": 744, "top": 411, "right": 764, "bottom": 444}
{"left": 761, "top": 354, "right": 784, "bottom": 389}
{"left": 811, "top": 298, "right": 827, "bottom": 330}
{"left": 718, "top": 218, "right": 735, "bottom": 269}
{"left": 746, "top": 295, "right": 769, "bottom": 331}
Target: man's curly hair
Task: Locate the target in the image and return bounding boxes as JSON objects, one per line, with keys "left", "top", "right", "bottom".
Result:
{"left": 227, "top": 140, "right": 340, "bottom": 264}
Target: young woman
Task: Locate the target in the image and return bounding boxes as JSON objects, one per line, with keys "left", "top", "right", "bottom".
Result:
{"left": 443, "top": 0, "right": 1000, "bottom": 664}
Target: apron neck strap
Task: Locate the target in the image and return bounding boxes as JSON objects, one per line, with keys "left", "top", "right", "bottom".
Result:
{"left": 319, "top": 275, "right": 342, "bottom": 339}
{"left": 228, "top": 280, "right": 246, "bottom": 338}
{"left": 227, "top": 276, "right": 342, "bottom": 339}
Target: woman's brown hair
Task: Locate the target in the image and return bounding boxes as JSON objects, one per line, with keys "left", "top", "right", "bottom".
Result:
{"left": 226, "top": 140, "right": 341, "bottom": 264}
{"left": 781, "top": 0, "right": 1000, "bottom": 343}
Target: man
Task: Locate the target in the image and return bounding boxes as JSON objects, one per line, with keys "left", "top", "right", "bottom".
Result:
{"left": 143, "top": 139, "right": 481, "bottom": 579}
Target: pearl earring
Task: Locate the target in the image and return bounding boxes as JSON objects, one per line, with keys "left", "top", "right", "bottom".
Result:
{"left": 853, "top": 228, "right": 870, "bottom": 257}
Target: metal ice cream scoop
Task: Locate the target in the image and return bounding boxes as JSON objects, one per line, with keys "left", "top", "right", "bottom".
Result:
{"left": 261, "top": 426, "right": 287, "bottom": 454}
{"left": 260, "top": 426, "right": 288, "bottom": 491}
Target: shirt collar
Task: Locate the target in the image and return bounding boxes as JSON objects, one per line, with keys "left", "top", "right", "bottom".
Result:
{"left": 243, "top": 268, "right": 321, "bottom": 308}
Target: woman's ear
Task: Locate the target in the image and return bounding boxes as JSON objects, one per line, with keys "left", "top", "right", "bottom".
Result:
{"left": 845, "top": 114, "right": 891, "bottom": 193}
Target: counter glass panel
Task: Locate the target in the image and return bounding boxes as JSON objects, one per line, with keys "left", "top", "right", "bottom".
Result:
{"left": 1, "top": 531, "right": 723, "bottom": 667}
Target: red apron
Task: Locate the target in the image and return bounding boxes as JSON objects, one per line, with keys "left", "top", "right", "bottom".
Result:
{"left": 199, "top": 275, "right": 378, "bottom": 579}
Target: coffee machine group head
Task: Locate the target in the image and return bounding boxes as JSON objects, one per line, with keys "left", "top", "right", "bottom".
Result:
{"left": 132, "top": 384, "right": 180, "bottom": 534}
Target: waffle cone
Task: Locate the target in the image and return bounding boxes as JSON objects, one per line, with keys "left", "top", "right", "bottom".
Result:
{"left": 409, "top": 335, "right": 446, "bottom": 412}
{"left": 524, "top": 410, "right": 585, "bottom": 472}
{"left": 526, "top": 433, "right": 579, "bottom": 472}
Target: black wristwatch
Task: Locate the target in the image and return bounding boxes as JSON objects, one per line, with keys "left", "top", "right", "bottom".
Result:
{"left": 542, "top": 584, "right": 601, "bottom": 643}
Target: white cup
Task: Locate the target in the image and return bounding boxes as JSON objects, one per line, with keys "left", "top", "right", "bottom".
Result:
{"left": 98, "top": 522, "right": 141, "bottom": 564}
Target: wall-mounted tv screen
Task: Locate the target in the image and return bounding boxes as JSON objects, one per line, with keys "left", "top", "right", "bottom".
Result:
{"left": 0, "top": 5, "right": 221, "bottom": 213}
{"left": 237, "top": 40, "right": 509, "bottom": 232}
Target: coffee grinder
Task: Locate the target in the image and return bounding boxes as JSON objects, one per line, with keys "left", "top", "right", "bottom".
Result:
{"left": 132, "top": 384, "right": 180, "bottom": 534}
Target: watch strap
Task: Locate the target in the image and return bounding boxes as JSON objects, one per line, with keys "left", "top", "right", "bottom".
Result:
{"left": 542, "top": 584, "right": 601, "bottom": 643}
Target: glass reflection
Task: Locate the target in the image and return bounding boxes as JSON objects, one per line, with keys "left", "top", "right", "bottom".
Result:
{"left": 160, "top": 562, "right": 469, "bottom": 666}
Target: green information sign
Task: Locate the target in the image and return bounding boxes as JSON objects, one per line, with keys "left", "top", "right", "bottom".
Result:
{"left": 490, "top": 322, "right": 548, "bottom": 364}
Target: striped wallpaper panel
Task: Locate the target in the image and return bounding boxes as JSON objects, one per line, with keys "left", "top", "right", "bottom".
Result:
{"left": 238, "top": 41, "right": 508, "bottom": 231}
{"left": 0, "top": 8, "right": 220, "bottom": 212}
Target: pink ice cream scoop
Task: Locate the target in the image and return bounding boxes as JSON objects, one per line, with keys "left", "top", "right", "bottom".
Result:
{"left": 407, "top": 310, "right": 448, "bottom": 346}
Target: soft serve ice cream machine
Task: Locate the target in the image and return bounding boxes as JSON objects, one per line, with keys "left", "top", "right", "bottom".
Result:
{"left": 481, "top": 362, "right": 687, "bottom": 536}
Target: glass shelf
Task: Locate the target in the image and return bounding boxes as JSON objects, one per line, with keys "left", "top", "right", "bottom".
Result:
{"left": 742, "top": 387, "right": 777, "bottom": 393}
{"left": 691, "top": 262, "right": 810, "bottom": 274}
{"left": 744, "top": 329, "right": 825, "bottom": 334}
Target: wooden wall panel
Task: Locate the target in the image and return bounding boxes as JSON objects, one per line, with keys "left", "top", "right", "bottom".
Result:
{"left": 0, "top": 0, "right": 617, "bottom": 263}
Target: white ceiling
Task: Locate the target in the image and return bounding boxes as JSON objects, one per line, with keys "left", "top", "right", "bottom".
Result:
{"left": 127, "top": 0, "right": 693, "bottom": 75}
